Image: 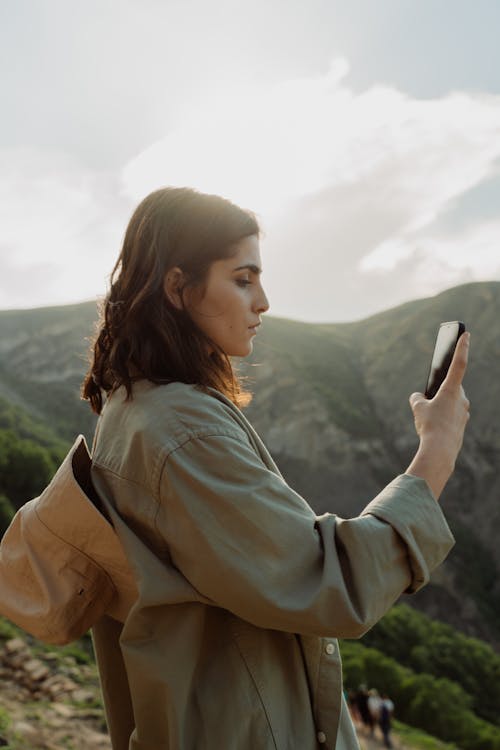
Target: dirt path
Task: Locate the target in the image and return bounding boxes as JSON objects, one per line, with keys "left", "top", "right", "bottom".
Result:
{"left": 355, "top": 720, "right": 399, "bottom": 750}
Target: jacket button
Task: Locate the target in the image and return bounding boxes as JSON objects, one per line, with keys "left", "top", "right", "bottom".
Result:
{"left": 317, "top": 731, "right": 327, "bottom": 743}
{"left": 325, "top": 642, "right": 335, "bottom": 655}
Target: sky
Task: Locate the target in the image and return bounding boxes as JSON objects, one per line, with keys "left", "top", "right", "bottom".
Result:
{"left": 1, "top": 0, "right": 500, "bottom": 322}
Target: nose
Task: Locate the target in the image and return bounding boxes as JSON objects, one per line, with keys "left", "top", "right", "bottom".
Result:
{"left": 255, "top": 281, "right": 270, "bottom": 314}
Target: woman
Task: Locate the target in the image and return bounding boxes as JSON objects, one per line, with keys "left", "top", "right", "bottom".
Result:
{"left": 82, "top": 186, "right": 470, "bottom": 750}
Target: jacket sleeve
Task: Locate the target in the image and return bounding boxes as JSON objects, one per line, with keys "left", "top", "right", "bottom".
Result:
{"left": 156, "top": 431, "right": 454, "bottom": 638}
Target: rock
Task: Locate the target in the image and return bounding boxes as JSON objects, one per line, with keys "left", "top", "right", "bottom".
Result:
{"left": 0, "top": 632, "right": 111, "bottom": 749}
{"left": 42, "top": 652, "right": 60, "bottom": 662}
{"left": 3, "top": 638, "right": 27, "bottom": 654}
{"left": 47, "top": 717, "right": 68, "bottom": 729}
{"left": 5, "top": 654, "right": 27, "bottom": 669}
{"left": 77, "top": 708, "right": 104, "bottom": 720}
{"left": 41, "top": 674, "right": 79, "bottom": 699}
{"left": 51, "top": 702, "right": 76, "bottom": 718}
{"left": 81, "top": 728, "right": 110, "bottom": 745}
{"left": 11, "top": 720, "right": 40, "bottom": 739}
{"left": 24, "top": 658, "right": 50, "bottom": 681}
{"left": 71, "top": 688, "right": 96, "bottom": 704}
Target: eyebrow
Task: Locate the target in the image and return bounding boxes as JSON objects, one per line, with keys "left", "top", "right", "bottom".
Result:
{"left": 232, "top": 263, "right": 262, "bottom": 275}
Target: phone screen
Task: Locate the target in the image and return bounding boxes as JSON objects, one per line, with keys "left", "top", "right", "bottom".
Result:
{"left": 425, "top": 321, "right": 466, "bottom": 399}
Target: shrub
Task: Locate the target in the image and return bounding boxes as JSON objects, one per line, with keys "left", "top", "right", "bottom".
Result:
{"left": 0, "top": 493, "right": 14, "bottom": 535}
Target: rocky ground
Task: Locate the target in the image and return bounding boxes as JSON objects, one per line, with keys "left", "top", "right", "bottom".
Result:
{"left": 0, "top": 637, "right": 110, "bottom": 749}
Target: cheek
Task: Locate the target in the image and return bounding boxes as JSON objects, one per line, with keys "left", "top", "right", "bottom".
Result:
{"left": 197, "top": 283, "right": 248, "bottom": 339}
{"left": 219, "top": 290, "right": 246, "bottom": 323}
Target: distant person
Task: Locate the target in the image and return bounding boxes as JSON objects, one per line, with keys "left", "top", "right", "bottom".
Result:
{"left": 379, "top": 694, "right": 395, "bottom": 748}
{"left": 76, "top": 186, "right": 469, "bottom": 749}
{"left": 368, "top": 688, "right": 382, "bottom": 735}
{"left": 348, "top": 688, "right": 361, "bottom": 725}
{"left": 356, "top": 685, "right": 372, "bottom": 734}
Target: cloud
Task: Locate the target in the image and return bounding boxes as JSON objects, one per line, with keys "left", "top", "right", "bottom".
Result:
{"left": 123, "top": 59, "right": 500, "bottom": 216}
{"left": 0, "top": 147, "right": 134, "bottom": 307}
{"left": 121, "top": 59, "right": 359, "bottom": 213}
{"left": 120, "top": 59, "right": 500, "bottom": 320}
{"left": 0, "top": 249, "right": 59, "bottom": 310}
{"left": 3, "top": 58, "right": 500, "bottom": 318}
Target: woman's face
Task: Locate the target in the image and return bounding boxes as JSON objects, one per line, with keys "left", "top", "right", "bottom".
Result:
{"left": 185, "top": 235, "right": 269, "bottom": 357}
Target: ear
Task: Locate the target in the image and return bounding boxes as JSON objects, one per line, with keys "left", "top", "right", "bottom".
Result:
{"left": 163, "top": 267, "right": 186, "bottom": 310}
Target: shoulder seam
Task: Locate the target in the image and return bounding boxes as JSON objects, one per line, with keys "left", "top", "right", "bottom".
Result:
{"left": 161, "top": 426, "right": 248, "bottom": 462}
{"left": 156, "top": 427, "right": 251, "bottom": 493}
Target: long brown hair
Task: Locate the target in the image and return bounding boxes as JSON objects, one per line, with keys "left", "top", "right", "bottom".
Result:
{"left": 82, "top": 187, "right": 260, "bottom": 414}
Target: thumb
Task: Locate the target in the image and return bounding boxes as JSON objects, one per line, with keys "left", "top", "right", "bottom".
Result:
{"left": 409, "top": 391, "right": 426, "bottom": 410}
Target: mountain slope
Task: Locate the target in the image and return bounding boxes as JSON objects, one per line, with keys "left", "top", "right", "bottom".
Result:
{"left": 0, "top": 301, "right": 98, "bottom": 441}
{"left": 1, "top": 281, "right": 499, "bottom": 645}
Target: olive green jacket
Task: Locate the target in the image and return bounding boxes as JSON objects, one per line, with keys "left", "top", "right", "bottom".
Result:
{"left": 90, "top": 381, "right": 455, "bottom": 750}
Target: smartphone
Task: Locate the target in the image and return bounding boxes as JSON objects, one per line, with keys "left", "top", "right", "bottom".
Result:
{"left": 424, "top": 321, "right": 466, "bottom": 399}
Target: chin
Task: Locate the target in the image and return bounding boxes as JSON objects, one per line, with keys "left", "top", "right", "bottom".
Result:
{"left": 227, "top": 341, "right": 253, "bottom": 358}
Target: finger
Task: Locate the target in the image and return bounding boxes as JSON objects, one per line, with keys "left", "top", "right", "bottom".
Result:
{"left": 409, "top": 391, "right": 426, "bottom": 410}
{"left": 460, "top": 386, "right": 471, "bottom": 411}
{"left": 440, "top": 331, "right": 470, "bottom": 392}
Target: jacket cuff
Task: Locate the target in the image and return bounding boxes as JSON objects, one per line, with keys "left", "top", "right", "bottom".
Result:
{"left": 360, "top": 474, "right": 455, "bottom": 593}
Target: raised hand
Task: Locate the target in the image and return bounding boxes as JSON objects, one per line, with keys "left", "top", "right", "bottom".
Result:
{"left": 406, "top": 332, "right": 471, "bottom": 500}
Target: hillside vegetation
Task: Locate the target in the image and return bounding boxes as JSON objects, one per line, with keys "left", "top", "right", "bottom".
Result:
{"left": 0, "top": 398, "right": 68, "bottom": 532}
{"left": 344, "top": 603, "right": 500, "bottom": 747}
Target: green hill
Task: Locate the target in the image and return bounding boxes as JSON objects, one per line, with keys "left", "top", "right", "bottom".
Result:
{"left": 1, "top": 282, "right": 500, "bottom": 645}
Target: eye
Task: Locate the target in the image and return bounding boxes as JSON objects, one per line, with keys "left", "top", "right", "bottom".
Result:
{"left": 235, "top": 278, "right": 252, "bottom": 288}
